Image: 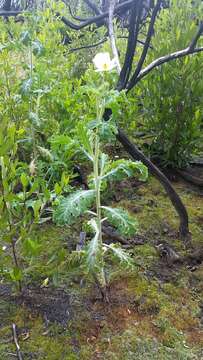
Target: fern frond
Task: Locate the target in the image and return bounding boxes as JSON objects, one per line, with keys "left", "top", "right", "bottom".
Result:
{"left": 101, "top": 206, "right": 138, "bottom": 237}
{"left": 53, "top": 190, "right": 95, "bottom": 225}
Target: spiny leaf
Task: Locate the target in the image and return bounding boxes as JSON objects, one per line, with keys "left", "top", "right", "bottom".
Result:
{"left": 101, "top": 159, "right": 148, "bottom": 182}
{"left": 21, "top": 78, "right": 32, "bottom": 95}
{"left": 53, "top": 190, "right": 95, "bottom": 225}
{"left": 76, "top": 122, "right": 93, "bottom": 159}
{"left": 104, "top": 244, "right": 133, "bottom": 267}
{"left": 101, "top": 206, "right": 138, "bottom": 237}
{"left": 37, "top": 146, "right": 53, "bottom": 162}
{"left": 86, "top": 218, "right": 101, "bottom": 271}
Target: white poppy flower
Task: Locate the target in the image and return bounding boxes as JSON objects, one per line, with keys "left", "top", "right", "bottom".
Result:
{"left": 93, "top": 52, "right": 116, "bottom": 72}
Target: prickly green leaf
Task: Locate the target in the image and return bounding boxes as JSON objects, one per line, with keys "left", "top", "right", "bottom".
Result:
{"left": 37, "top": 146, "right": 53, "bottom": 161}
{"left": 53, "top": 190, "right": 95, "bottom": 225}
{"left": 104, "top": 243, "right": 133, "bottom": 267}
{"left": 20, "top": 30, "right": 32, "bottom": 45}
{"left": 102, "top": 160, "right": 148, "bottom": 182}
{"left": 32, "top": 40, "right": 45, "bottom": 56}
{"left": 86, "top": 218, "right": 101, "bottom": 271}
{"left": 101, "top": 206, "right": 138, "bottom": 237}
{"left": 21, "top": 78, "right": 33, "bottom": 95}
{"left": 20, "top": 173, "right": 29, "bottom": 189}
{"left": 77, "top": 122, "right": 93, "bottom": 157}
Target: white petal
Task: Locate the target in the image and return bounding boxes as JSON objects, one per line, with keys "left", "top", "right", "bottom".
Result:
{"left": 109, "top": 58, "right": 117, "bottom": 70}
{"left": 93, "top": 52, "right": 111, "bottom": 70}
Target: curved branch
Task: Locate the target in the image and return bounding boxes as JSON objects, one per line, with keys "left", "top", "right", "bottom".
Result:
{"left": 69, "top": 38, "right": 107, "bottom": 53}
{"left": 127, "top": 46, "right": 203, "bottom": 90}
{"left": 117, "top": 0, "right": 143, "bottom": 90}
{"left": 57, "top": 0, "right": 133, "bottom": 30}
{"left": 116, "top": 128, "right": 190, "bottom": 240}
{"left": 127, "top": 21, "right": 203, "bottom": 91}
{"left": 68, "top": 4, "right": 88, "bottom": 22}
{"left": 84, "top": 0, "right": 101, "bottom": 15}
{"left": 0, "top": 10, "right": 23, "bottom": 16}
{"left": 127, "top": 0, "right": 162, "bottom": 90}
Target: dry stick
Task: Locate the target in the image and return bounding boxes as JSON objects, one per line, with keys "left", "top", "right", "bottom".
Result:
{"left": 12, "top": 324, "right": 23, "bottom": 360}
{"left": 108, "top": 0, "right": 121, "bottom": 73}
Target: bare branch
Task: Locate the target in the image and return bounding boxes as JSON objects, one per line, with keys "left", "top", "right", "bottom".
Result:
{"left": 127, "top": 21, "right": 203, "bottom": 91}
{"left": 189, "top": 20, "right": 203, "bottom": 50}
{"left": 57, "top": 0, "right": 133, "bottom": 31}
{"left": 117, "top": 0, "right": 143, "bottom": 90}
{"left": 68, "top": 4, "right": 87, "bottom": 22}
{"left": 127, "top": 0, "right": 162, "bottom": 90}
{"left": 108, "top": 0, "right": 121, "bottom": 73}
{"left": 128, "top": 47, "right": 203, "bottom": 90}
{"left": 0, "top": 10, "right": 23, "bottom": 16}
{"left": 83, "top": 0, "right": 101, "bottom": 15}
{"left": 69, "top": 38, "right": 107, "bottom": 53}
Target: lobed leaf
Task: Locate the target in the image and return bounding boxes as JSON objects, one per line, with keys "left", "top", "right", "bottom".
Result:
{"left": 53, "top": 190, "right": 95, "bottom": 225}
{"left": 101, "top": 206, "right": 138, "bottom": 237}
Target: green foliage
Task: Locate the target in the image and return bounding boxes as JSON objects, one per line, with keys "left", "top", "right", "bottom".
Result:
{"left": 101, "top": 206, "right": 138, "bottom": 237}
{"left": 53, "top": 79, "right": 147, "bottom": 290}
{"left": 137, "top": 0, "right": 203, "bottom": 168}
{"left": 53, "top": 190, "right": 95, "bottom": 225}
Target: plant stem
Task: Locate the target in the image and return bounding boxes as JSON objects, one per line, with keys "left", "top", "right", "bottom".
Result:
{"left": 93, "top": 99, "right": 107, "bottom": 295}
{"left": 94, "top": 133, "right": 102, "bottom": 245}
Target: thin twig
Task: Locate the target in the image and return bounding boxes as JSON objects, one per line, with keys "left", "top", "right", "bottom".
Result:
{"left": 69, "top": 38, "right": 107, "bottom": 53}
{"left": 12, "top": 324, "right": 23, "bottom": 360}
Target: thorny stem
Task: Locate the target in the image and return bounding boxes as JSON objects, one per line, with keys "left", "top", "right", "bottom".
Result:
{"left": 92, "top": 97, "right": 107, "bottom": 298}
{"left": 29, "top": 44, "right": 37, "bottom": 161}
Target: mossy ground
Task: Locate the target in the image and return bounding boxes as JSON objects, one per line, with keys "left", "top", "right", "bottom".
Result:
{"left": 0, "top": 176, "right": 203, "bottom": 359}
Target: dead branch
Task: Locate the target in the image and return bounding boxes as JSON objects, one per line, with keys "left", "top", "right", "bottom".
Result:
{"left": 117, "top": 0, "right": 143, "bottom": 90}
{"left": 69, "top": 38, "right": 107, "bottom": 53}
{"left": 127, "top": 21, "right": 203, "bottom": 90}
{"left": 127, "top": 0, "right": 162, "bottom": 90}
{"left": 83, "top": 0, "right": 101, "bottom": 15}
{"left": 57, "top": 0, "right": 133, "bottom": 30}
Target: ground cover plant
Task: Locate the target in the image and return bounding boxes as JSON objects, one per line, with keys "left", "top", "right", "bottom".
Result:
{"left": 0, "top": 0, "right": 203, "bottom": 359}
